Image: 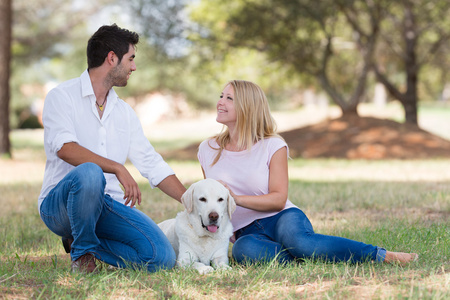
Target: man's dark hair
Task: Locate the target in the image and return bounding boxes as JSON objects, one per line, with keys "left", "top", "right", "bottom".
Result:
{"left": 87, "top": 24, "right": 139, "bottom": 70}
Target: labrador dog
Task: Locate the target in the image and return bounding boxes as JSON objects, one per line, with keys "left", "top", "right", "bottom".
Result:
{"left": 158, "top": 178, "right": 236, "bottom": 274}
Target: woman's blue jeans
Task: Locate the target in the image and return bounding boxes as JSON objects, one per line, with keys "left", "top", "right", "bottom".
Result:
{"left": 39, "top": 162, "right": 176, "bottom": 272}
{"left": 232, "top": 208, "right": 386, "bottom": 264}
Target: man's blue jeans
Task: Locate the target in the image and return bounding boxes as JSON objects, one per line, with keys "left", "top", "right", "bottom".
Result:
{"left": 232, "top": 208, "right": 386, "bottom": 264}
{"left": 39, "top": 162, "right": 176, "bottom": 272}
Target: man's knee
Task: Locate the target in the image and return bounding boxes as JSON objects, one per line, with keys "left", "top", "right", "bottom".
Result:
{"left": 73, "top": 163, "right": 105, "bottom": 189}
{"left": 76, "top": 162, "right": 104, "bottom": 179}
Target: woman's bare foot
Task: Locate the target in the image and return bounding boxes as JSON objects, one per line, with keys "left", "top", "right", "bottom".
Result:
{"left": 384, "top": 251, "right": 418, "bottom": 265}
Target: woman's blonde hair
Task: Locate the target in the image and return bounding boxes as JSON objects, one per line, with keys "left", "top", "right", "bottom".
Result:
{"left": 211, "top": 80, "right": 283, "bottom": 165}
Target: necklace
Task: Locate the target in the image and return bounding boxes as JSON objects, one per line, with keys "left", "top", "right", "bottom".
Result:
{"left": 96, "top": 98, "right": 107, "bottom": 111}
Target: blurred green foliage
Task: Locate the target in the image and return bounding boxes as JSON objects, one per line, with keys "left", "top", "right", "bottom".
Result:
{"left": 9, "top": 0, "right": 450, "bottom": 128}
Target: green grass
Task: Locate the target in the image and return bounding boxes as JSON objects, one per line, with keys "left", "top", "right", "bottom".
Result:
{"left": 1, "top": 162, "right": 449, "bottom": 299}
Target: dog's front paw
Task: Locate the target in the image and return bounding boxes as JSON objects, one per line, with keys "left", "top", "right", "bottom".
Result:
{"left": 197, "top": 265, "right": 214, "bottom": 275}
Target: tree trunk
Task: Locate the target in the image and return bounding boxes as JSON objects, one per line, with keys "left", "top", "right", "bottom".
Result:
{"left": 373, "top": 2, "right": 420, "bottom": 126}
{"left": 403, "top": 3, "right": 418, "bottom": 125}
{"left": 340, "top": 105, "right": 359, "bottom": 117}
{"left": 403, "top": 94, "right": 418, "bottom": 124}
{"left": 0, "top": 0, "right": 12, "bottom": 157}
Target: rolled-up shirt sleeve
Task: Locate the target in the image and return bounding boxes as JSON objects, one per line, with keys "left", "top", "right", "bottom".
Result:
{"left": 43, "top": 88, "right": 79, "bottom": 154}
{"left": 126, "top": 107, "right": 174, "bottom": 188}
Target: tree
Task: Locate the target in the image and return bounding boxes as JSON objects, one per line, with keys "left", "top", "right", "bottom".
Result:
{"left": 192, "top": 0, "right": 450, "bottom": 125}
{"left": 190, "top": 0, "right": 381, "bottom": 116}
{"left": 0, "top": 0, "right": 12, "bottom": 157}
{"left": 371, "top": 0, "right": 450, "bottom": 124}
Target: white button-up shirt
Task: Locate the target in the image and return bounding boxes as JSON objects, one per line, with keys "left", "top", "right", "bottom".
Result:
{"left": 38, "top": 70, "right": 175, "bottom": 210}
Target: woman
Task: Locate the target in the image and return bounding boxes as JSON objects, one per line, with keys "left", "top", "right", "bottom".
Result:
{"left": 198, "top": 80, "right": 418, "bottom": 265}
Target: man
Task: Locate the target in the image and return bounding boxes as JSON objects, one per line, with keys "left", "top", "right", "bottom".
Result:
{"left": 38, "top": 24, "right": 186, "bottom": 273}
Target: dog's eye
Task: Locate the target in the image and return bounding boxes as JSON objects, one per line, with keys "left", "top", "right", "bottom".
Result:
{"left": 218, "top": 198, "right": 224, "bottom": 202}
{"left": 199, "top": 197, "right": 207, "bottom": 202}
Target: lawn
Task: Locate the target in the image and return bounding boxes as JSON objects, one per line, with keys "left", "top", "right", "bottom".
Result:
{"left": 1, "top": 112, "right": 449, "bottom": 299}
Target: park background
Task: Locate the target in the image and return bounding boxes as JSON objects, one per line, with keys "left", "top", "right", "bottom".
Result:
{"left": 0, "top": 0, "right": 449, "bottom": 299}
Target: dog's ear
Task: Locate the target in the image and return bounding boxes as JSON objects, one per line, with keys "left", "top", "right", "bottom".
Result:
{"left": 181, "top": 182, "right": 196, "bottom": 213}
{"left": 227, "top": 191, "right": 236, "bottom": 219}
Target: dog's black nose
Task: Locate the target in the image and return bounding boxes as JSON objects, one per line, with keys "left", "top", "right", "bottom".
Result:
{"left": 209, "top": 212, "right": 219, "bottom": 222}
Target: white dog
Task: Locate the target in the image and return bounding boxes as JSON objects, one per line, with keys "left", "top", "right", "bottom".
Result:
{"left": 158, "top": 178, "right": 236, "bottom": 274}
